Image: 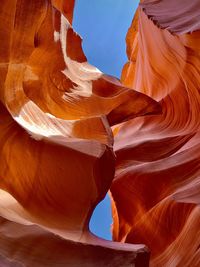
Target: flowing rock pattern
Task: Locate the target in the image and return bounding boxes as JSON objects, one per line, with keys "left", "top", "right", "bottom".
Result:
{"left": 111, "top": 1, "right": 200, "bottom": 266}
{"left": 0, "top": 217, "right": 150, "bottom": 267}
{"left": 1, "top": 0, "right": 199, "bottom": 266}
{"left": 0, "top": 0, "right": 161, "bottom": 266}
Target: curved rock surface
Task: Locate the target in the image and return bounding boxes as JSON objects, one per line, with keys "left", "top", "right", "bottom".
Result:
{"left": 0, "top": 0, "right": 161, "bottom": 266}
{"left": 111, "top": 1, "right": 200, "bottom": 266}
{"left": 2, "top": 0, "right": 200, "bottom": 266}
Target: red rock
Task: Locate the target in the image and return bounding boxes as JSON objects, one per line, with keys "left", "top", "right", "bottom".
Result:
{"left": 111, "top": 2, "right": 200, "bottom": 266}
{"left": 0, "top": 0, "right": 161, "bottom": 265}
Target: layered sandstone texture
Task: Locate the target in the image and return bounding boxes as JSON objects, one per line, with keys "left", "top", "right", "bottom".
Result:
{"left": 1, "top": 0, "right": 200, "bottom": 266}
{"left": 0, "top": 0, "right": 162, "bottom": 266}
{"left": 111, "top": 0, "right": 200, "bottom": 266}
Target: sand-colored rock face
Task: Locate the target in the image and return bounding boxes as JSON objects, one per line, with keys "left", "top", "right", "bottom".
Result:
{"left": 0, "top": 0, "right": 162, "bottom": 266}
{"left": 111, "top": 1, "right": 200, "bottom": 266}
{"left": 2, "top": 0, "right": 199, "bottom": 266}
{"left": 0, "top": 217, "right": 150, "bottom": 267}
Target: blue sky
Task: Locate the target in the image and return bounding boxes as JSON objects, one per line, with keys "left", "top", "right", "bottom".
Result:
{"left": 73, "top": 0, "right": 139, "bottom": 240}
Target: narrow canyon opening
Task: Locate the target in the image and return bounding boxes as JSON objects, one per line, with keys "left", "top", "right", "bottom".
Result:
{"left": 73, "top": 0, "right": 139, "bottom": 240}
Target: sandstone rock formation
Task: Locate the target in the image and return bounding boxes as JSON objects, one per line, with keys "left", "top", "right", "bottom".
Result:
{"left": 0, "top": 0, "right": 162, "bottom": 266}
{"left": 111, "top": 1, "right": 200, "bottom": 266}
{"left": 1, "top": 0, "right": 200, "bottom": 266}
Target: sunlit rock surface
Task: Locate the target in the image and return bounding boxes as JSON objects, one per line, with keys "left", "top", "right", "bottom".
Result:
{"left": 0, "top": 0, "right": 162, "bottom": 266}
{"left": 2, "top": 0, "right": 199, "bottom": 266}
{"left": 111, "top": 1, "right": 200, "bottom": 266}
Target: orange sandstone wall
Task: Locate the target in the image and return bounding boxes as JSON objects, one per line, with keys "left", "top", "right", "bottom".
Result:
{"left": 0, "top": 0, "right": 161, "bottom": 266}
{"left": 111, "top": 1, "right": 200, "bottom": 266}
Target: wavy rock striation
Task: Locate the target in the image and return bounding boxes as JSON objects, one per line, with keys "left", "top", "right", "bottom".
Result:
{"left": 0, "top": 0, "right": 162, "bottom": 266}
{"left": 111, "top": 1, "right": 200, "bottom": 266}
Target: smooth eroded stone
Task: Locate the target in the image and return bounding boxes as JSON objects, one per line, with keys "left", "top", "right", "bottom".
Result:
{"left": 0, "top": 217, "right": 149, "bottom": 267}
